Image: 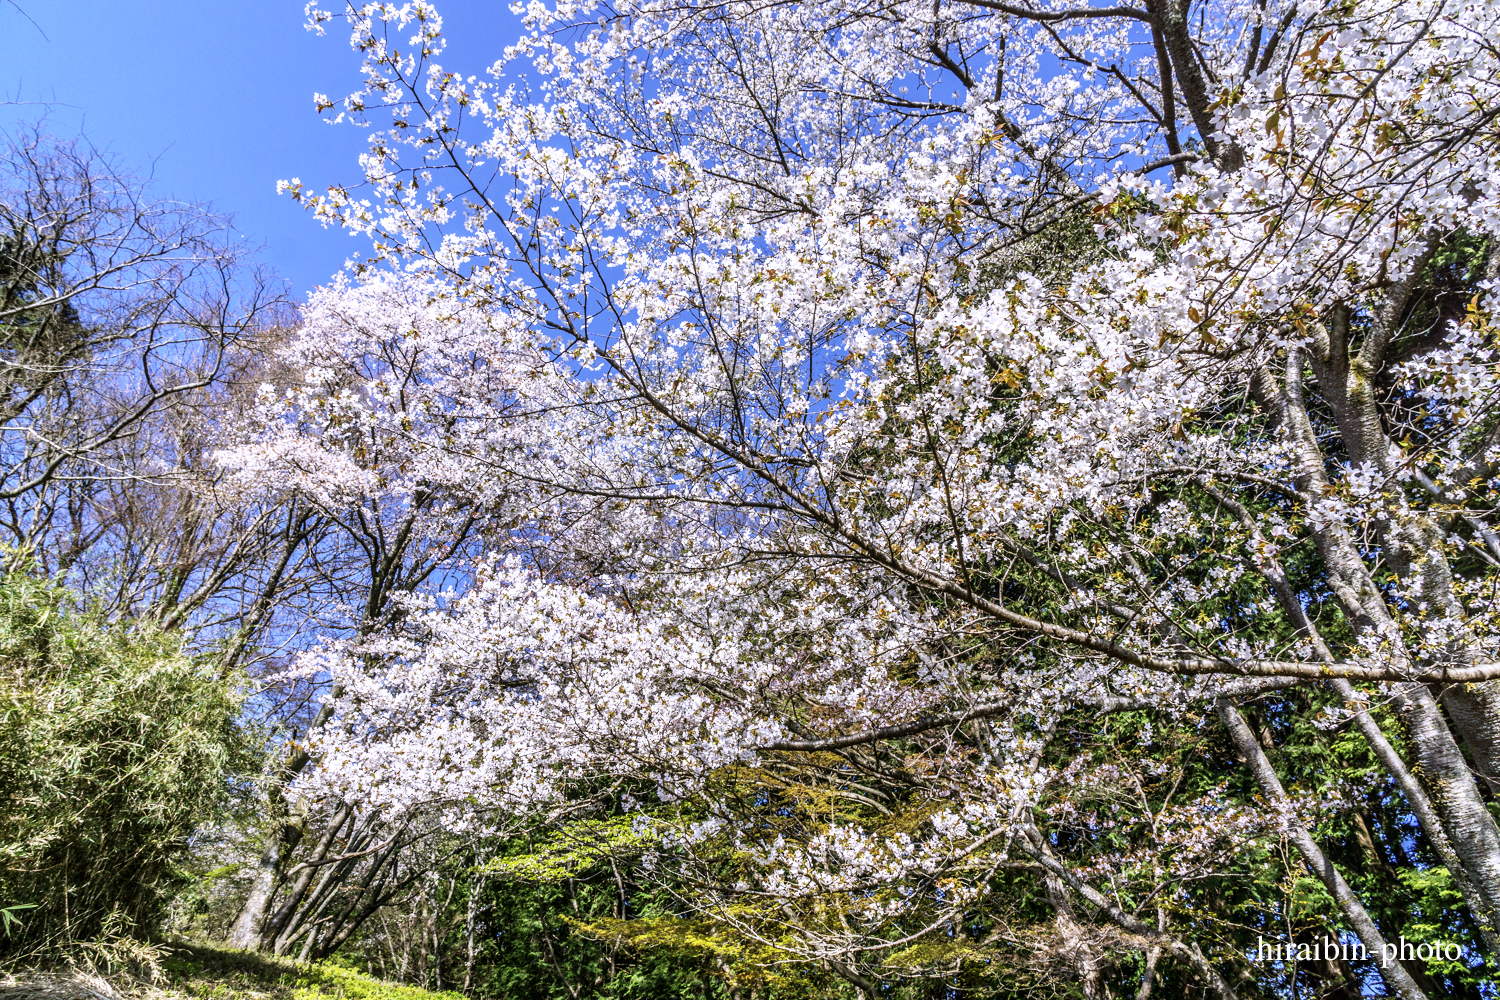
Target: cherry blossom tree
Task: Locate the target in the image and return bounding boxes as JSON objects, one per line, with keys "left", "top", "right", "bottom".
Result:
{"left": 213, "top": 272, "right": 627, "bottom": 955}
{"left": 265, "top": 0, "right": 1500, "bottom": 994}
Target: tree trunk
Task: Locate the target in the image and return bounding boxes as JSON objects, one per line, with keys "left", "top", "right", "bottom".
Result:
{"left": 1217, "top": 699, "right": 1427, "bottom": 1000}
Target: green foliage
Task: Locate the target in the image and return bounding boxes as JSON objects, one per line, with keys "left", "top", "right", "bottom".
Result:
{"left": 290, "top": 961, "right": 466, "bottom": 1000}
{"left": 469, "top": 832, "right": 735, "bottom": 1000}
{"left": 327, "top": 818, "right": 863, "bottom": 1000}
{"left": 158, "top": 942, "right": 464, "bottom": 1000}
{"left": 479, "top": 818, "right": 651, "bottom": 884}
{"left": 0, "top": 566, "right": 260, "bottom": 957}
{"left": 1029, "top": 691, "right": 1496, "bottom": 998}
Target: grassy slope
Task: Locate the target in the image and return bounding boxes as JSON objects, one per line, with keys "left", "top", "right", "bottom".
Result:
{"left": 153, "top": 944, "right": 464, "bottom": 1000}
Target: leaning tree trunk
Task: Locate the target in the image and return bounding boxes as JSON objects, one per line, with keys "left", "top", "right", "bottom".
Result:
{"left": 1218, "top": 699, "right": 1428, "bottom": 1000}
{"left": 1272, "top": 327, "right": 1500, "bottom": 930}
{"left": 226, "top": 698, "right": 337, "bottom": 949}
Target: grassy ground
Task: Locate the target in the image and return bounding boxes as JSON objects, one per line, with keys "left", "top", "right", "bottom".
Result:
{"left": 1, "top": 943, "right": 463, "bottom": 1000}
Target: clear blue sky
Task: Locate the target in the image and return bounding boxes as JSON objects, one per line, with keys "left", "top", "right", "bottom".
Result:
{"left": 1, "top": 1, "right": 523, "bottom": 296}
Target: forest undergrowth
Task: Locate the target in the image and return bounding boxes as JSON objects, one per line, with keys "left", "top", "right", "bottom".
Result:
{"left": 0, "top": 943, "right": 462, "bottom": 1000}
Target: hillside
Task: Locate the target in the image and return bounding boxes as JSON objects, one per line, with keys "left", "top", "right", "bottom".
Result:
{"left": 0, "top": 945, "right": 463, "bottom": 1000}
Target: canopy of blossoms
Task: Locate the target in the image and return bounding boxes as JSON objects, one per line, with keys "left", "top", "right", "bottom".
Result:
{"left": 224, "top": 0, "right": 1500, "bottom": 994}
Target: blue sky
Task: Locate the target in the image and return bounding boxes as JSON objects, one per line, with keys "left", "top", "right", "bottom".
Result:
{"left": 1, "top": 1, "right": 522, "bottom": 296}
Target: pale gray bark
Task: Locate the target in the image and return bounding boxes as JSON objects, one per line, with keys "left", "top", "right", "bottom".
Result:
{"left": 1015, "top": 834, "right": 1240, "bottom": 1000}
{"left": 463, "top": 869, "right": 485, "bottom": 995}
{"left": 1267, "top": 345, "right": 1500, "bottom": 934}
{"left": 1199, "top": 476, "right": 1500, "bottom": 947}
{"left": 226, "top": 694, "right": 339, "bottom": 950}
{"left": 1217, "top": 699, "right": 1427, "bottom": 1000}
{"left": 1439, "top": 682, "right": 1500, "bottom": 794}
{"left": 226, "top": 830, "right": 290, "bottom": 950}
{"left": 1025, "top": 824, "right": 1107, "bottom": 1000}
{"left": 263, "top": 800, "right": 352, "bottom": 948}
{"left": 1339, "top": 680, "right": 1500, "bottom": 952}
{"left": 1387, "top": 682, "right": 1500, "bottom": 919}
